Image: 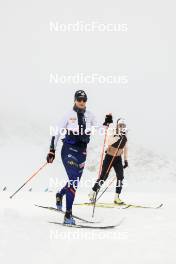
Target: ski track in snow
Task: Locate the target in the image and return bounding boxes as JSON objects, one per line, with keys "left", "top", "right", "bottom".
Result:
{"left": 0, "top": 191, "right": 176, "bottom": 264}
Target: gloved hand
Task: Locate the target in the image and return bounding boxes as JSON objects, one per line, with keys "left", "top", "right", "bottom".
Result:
{"left": 46, "top": 150, "right": 55, "bottom": 163}
{"left": 103, "top": 114, "right": 113, "bottom": 126}
{"left": 120, "top": 127, "right": 127, "bottom": 136}
{"left": 123, "top": 160, "right": 128, "bottom": 169}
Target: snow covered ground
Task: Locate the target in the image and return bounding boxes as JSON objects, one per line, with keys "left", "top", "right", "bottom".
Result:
{"left": 1, "top": 140, "right": 176, "bottom": 264}
{"left": 0, "top": 189, "right": 176, "bottom": 264}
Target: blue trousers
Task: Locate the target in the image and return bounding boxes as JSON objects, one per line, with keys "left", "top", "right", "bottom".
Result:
{"left": 58, "top": 143, "right": 87, "bottom": 211}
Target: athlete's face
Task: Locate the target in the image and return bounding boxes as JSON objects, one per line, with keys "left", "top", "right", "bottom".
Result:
{"left": 75, "top": 98, "right": 87, "bottom": 109}
{"left": 117, "top": 123, "right": 126, "bottom": 133}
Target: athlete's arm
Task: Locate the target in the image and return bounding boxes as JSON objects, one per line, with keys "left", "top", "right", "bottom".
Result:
{"left": 50, "top": 115, "right": 68, "bottom": 151}
{"left": 46, "top": 114, "right": 69, "bottom": 163}
{"left": 90, "top": 112, "right": 113, "bottom": 129}
{"left": 124, "top": 142, "right": 128, "bottom": 160}
{"left": 123, "top": 142, "right": 128, "bottom": 168}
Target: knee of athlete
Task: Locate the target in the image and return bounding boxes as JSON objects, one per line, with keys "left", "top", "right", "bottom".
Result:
{"left": 117, "top": 173, "right": 124, "bottom": 181}
{"left": 120, "top": 180, "right": 123, "bottom": 187}
{"left": 67, "top": 186, "right": 76, "bottom": 196}
{"left": 98, "top": 179, "right": 105, "bottom": 187}
{"left": 68, "top": 179, "right": 79, "bottom": 190}
{"left": 117, "top": 179, "right": 123, "bottom": 187}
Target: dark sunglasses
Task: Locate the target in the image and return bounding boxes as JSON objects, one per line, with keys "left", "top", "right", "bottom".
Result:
{"left": 118, "top": 124, "right": 126, "bottom": 128}
{"left": 76, "top": 98, "right": 87, "bottom": 102}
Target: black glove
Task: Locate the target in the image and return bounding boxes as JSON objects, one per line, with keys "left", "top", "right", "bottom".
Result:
{"left": 123, "top": 160, "right": 128, "bottom": 169}
{"left": 46, "top": 150, "right": 55, "bottom": 163}
{"left": 119, "top": 128, "right": 126, "bottom": 136}
{"left": 103, "top": 114, "right": 113, "bottom": 126}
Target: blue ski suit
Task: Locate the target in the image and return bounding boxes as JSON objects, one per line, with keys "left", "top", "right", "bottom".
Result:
{"left": 50, "top": 106, "right": 97, "bottom": 211}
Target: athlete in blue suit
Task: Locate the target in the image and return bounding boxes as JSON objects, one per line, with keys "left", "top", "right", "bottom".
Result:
{"left": 46, "top": 90, "right": 113, "bottom": 225}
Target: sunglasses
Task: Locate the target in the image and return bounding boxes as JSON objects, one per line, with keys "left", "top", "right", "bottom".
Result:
{"left": 118, "top": 124, "right": 126, "bottom": 128}
{"left": 76, "top": 98, "right": 87, "bottom": 102}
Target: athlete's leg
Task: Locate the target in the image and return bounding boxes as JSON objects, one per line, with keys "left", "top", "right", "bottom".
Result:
{"left": 92, "top": 154, "right": 113, "bottom": 192}
{"left": 60, "top": 144, "right": 86, "bottom": 211}
{"left": 113, "top": 156, "right": 124, "bottom": 195}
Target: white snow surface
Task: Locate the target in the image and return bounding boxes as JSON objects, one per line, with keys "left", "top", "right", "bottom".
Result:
{"left": 1, "top": 140, "right": 176, "bottom": 264}
{"left": 1, "top": 135, "right": 176, "bottom": 264}
{"left": 0, "top": 190, "right": 176, "bottom": 264}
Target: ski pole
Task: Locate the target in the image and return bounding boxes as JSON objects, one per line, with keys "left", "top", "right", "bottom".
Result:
{"left": 103, "top": 135, "right": 124, "bottom": 178}
{"left": 95, "top": 135, "right": 125, "bottom": 204}
{"left": 97, "top": 126, "right": 108, "bottom": 178}
{"left": 96, "top": 176, "right": 116, "bottom": 202}
{"left": 9, "top": 162, "right": 48, "bottom": 199}
{"left": 92, "top": 126, "right": 108, "bottom": 218}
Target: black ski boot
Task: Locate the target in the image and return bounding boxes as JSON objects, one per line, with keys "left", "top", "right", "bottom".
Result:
{"left": 56, "top": 193, "right": 63, "bottom": 211}
{"left": 64, "top": 210, "right": 75, "bottom": 225}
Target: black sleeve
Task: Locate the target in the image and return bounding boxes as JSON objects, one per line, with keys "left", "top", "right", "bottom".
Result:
{"left": 50, "top": 136, "right": 55, "bottom": 151}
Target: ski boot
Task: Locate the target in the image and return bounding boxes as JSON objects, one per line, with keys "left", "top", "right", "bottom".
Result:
{"left": 56, "top": 193, "right": 63, "bottom": 211}
{"left": 114, "top": 193, "right": 125, "bottom": 205}
{"left": 88, "top": 190, "right": 97, "bottom": 203}
{"left": 63, "top": 210, "right": 76, "bottom": 225}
